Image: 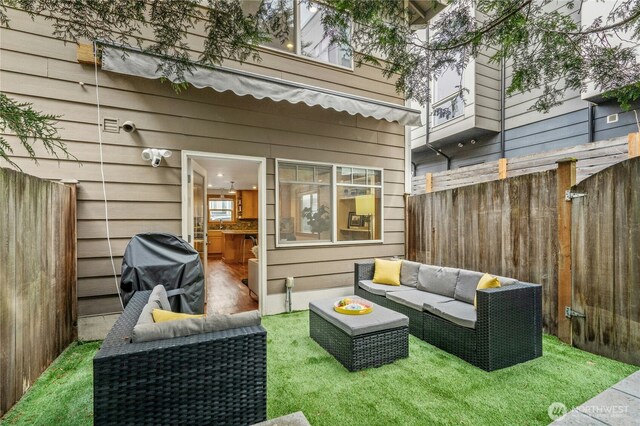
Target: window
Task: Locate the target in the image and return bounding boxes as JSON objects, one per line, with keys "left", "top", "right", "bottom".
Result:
{"left": 300, "top": 2, "right": 351, "bottom": 68}
{"left": 432, "top": 59, "right": 464, "bottom": 126}
{"left": 243, "top": 0, "right": 352, "bottom": 68}
{"left": 278, "top": 162, "right": 332, "bottom": 243}
{"left": 276, "top": 160, "right": 383, "bottom": 246}
{"left": 208, "top": 195, "right": 235, "bottom": 223}
{"left": 336, "top": 167, "right": 382, "bottom": 242}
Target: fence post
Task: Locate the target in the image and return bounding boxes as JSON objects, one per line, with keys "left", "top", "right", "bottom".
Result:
{"left": 629, "top": 132, "right": 640, "bottom": 158}
{"left": 498, "top": 158, "right": 508, "bottom": 179}
{"left": 425, "top": 173, "right": 433, "bottom": 193}
{"left": 556, "top": 158, "right": 577, "bottom": 344}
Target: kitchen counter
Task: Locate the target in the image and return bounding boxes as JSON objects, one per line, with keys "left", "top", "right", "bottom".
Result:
{"left": 222, "top": 230, "right": 257, "bottom": 263}
{"left": 221, "top": 229, "right": 258, "bottom": 235}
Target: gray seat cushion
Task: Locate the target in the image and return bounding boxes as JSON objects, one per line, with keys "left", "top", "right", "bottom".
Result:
{"left": 400, "top": 260, "right": 421, "bottom": 287}
{"left": 309, "top": 296, "right": 408, "bottom": 336}
{"left": 424, "top": 300, "right": 477, "bottom": 329}
{"left": 149, "top": 285, "right": 171, "bottom": 311}
{"left": 358, "top": 280, "right": 414, "bottom": 296}
{"left": 454, "top": 269, "right": 485, "bottom": 304}
{"left": 132, "top": 310, "right": 261, "bottom": 343}
{"left": 417, "top": 265, "right": 460, "bottom": 298}
{"left": 387, "top": 289, "right": 453, "bottom": 311}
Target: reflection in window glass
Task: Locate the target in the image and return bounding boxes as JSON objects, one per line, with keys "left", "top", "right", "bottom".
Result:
{"left": 248, "top": 0, "right": 296, "bottom": 53}
{"left": 300, "top": 2, "right": 352, "bottom": 67}
{"left": 433, "top": 95, "right": 464, "bottom": 126}
{"left": 278, "top": 163, "right": 332, "bottom": 244}
{"left": 434, "top": 60, "right": 462, "bottom": 102}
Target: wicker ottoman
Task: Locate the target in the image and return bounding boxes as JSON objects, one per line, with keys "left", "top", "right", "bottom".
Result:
{"left": 309, "top": 296, "right": 409, "bottom": 372}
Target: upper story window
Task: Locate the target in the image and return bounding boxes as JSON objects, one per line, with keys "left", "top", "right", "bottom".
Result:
{"left": 244, "top": 0, "right": 352, "bottom": 68}
{"left": 432, "top": 61, "right": 464, "bottom": 126}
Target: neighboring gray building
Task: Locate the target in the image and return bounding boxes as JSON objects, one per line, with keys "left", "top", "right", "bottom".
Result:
{"left": 411, "top": 1, "right": 640, "bottom": 176}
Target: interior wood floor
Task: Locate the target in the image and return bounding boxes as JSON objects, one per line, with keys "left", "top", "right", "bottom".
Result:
{"left": 205, "top": 257, "right": 258, "bottom": 315}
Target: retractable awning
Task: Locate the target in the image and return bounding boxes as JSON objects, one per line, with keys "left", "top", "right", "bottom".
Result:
{"left": 101, "top": 45, "right": 422, "bottom": 126}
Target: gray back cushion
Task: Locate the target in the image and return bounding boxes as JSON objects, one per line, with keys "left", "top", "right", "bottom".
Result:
{"left": 400, "top": 260, "right": 421, "bottom": 287}
{"left": 149, "top": 285, "right": 171, "bottom": 311}
{"left": 495, "top": 276, "right": 518, "bottom": 286}
{"left": 417, "top": 265, "right": 460, "bottom": 298}
{"left": 454, "top": 269, "right": 485, "bottom": 304}
{"left": 132, "top": 310, "right": 261, "bottom": 343}
{"left": 136, "top": 298, "right": 161, "bottom": 326}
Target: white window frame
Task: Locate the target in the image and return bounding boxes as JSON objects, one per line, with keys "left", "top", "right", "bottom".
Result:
{"left": 275, "top": 158, "right": 384, "bottom": 247}
{"left": 431, "top": 63, "right": 465, "bottom": 128}
{"left": 257, "top": 0, "right": 355, "bottom": 71}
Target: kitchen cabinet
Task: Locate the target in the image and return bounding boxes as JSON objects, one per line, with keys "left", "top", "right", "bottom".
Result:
{"left": 238, "top": 190, "right": 258, "bottom": 219}
{"left": 221, "top": 230, "right": 258, "bottom": 263}
{"left": 208, "top": 230, "right": 223, "bottom": 255}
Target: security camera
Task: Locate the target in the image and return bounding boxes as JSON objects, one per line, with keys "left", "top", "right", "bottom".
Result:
{"left": 141, "top": 148, "right": 172, "bottom": 167}
{"left": 122, "top": 121, "right": 136, "bottom": 133}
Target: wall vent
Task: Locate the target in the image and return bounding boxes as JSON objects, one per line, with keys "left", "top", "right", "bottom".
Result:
{"left": 103, "top": 118, "right": 120, "bottom": 133}
{"left": 606, "top": 113, "right": 619, "bottom": 124}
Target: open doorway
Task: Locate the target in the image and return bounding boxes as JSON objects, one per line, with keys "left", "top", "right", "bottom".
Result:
{"left": 181, "top": 152, "right": 266, "bottom": 316}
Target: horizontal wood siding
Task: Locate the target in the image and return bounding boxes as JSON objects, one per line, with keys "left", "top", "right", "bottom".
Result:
{"left": 1, "top": 9, "right": 406, "bottom": 317}
{"left": 0, "top": 168, "right": 77, "bottom": 416}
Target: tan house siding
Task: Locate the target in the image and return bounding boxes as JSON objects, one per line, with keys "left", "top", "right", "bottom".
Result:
{"left": 1, "top": 9, "right": 407, "bottom": 317}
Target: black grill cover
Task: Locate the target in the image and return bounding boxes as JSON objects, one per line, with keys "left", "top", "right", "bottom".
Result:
{"left": 119, "top": 233, "right": 205, "bottom": 314}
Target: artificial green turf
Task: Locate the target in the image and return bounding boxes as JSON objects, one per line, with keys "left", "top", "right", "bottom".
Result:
{"left": 1, "top": 341, "right": 99, "bottom": 425}
{"left": 2, "top": 312, "right": 637, "bottom": 425}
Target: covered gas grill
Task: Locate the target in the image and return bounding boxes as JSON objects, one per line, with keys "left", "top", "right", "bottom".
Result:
{"left": 119, "top": 232, "right": 205, "bottom": 314}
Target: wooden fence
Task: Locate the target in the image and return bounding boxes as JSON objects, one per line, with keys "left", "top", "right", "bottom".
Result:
{"left": 0, "top": 167, "right": 77, "bottom": 416}
{"left": 571, "top": 157, "right": 640, "bottom": 365}
{"left": 412, "top": 134, "right": 636, "bottom": 194}
{"left": 406, "top": 155, "right": 640, "bottom": 365}
{"left": 407, "top": 170, "right": 560, "bottom": 335}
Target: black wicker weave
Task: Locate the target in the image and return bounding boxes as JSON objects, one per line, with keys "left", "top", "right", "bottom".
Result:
{"left": 355, "top": 261, "right": 543, "bottom": 371}
{"left": 93, "top": 291, "right": 267, "bottom": 425}
{"left": 309, "top": 310, "right": 409, "bottom": 372}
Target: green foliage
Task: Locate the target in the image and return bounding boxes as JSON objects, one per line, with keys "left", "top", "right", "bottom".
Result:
{"left": 320, "top": 0, "right": 640, "bottom": 113}
{"left": 301, "top": 204, "right": 331, "bottom": 237}
{"left": 0, "top": 93, "right": 76, "bottom": 170}
{"left": 2, "top": 0, "right": 640, "bottom": 168}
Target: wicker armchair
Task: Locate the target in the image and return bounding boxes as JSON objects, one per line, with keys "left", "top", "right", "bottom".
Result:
{"left": 354, "top": 261, "right": 543, "bottom": 371}
{"left": 93, "top": 291, "right": 267, "bottom": 425}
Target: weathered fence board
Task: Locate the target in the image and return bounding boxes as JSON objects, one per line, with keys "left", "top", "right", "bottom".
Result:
{"left": 407, "top": 171, "right": 559, "bottom": 334}
{"left": 407, "top": 157, "right": 640, "bottom": 365}
{"left": 0, "top": 167, "right": 77, "bottom": 416}
{"left": 571, "top": 157, "right": 640, "bottom": 365}
{"left": 412, "top": 135, "right": 631, "bottom": 194}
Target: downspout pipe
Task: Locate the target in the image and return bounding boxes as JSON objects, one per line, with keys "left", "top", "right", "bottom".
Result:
{"left": 423, "top": 24, "right": 451, "bottom": 171}
{"left": 500, "top": 57, "right": 506, "bottom": 157}
{"left": 427, "top": 144, "right": 451, "bottom": 170}
{"left": 587, "top": 103, "right": 595, "bottom": 143}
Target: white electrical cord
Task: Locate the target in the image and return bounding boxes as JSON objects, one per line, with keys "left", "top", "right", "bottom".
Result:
{"left": 94, "top": 41, "right": 124, "bottom": 309}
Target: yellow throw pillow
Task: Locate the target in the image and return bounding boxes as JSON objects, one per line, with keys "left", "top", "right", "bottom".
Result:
{"left": 152, "top": 309, "right": 205, "bottom": 323}
{"left": 474, "top": 273, "right": 501, "bottom": 308}
{"left": 372, "top": 258, "right": 402, "bottom": 286}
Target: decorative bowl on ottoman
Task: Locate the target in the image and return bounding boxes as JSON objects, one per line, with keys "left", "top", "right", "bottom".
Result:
{"left": 334, "top": 297, "right": 373, "bottom": 315}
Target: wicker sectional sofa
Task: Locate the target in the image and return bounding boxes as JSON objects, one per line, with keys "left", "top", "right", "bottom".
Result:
{"left": 93, "top": 291, "right": 267, "bottom": 425}
{"left": 354, "top": 261, "right": 543, "bottom": 371}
